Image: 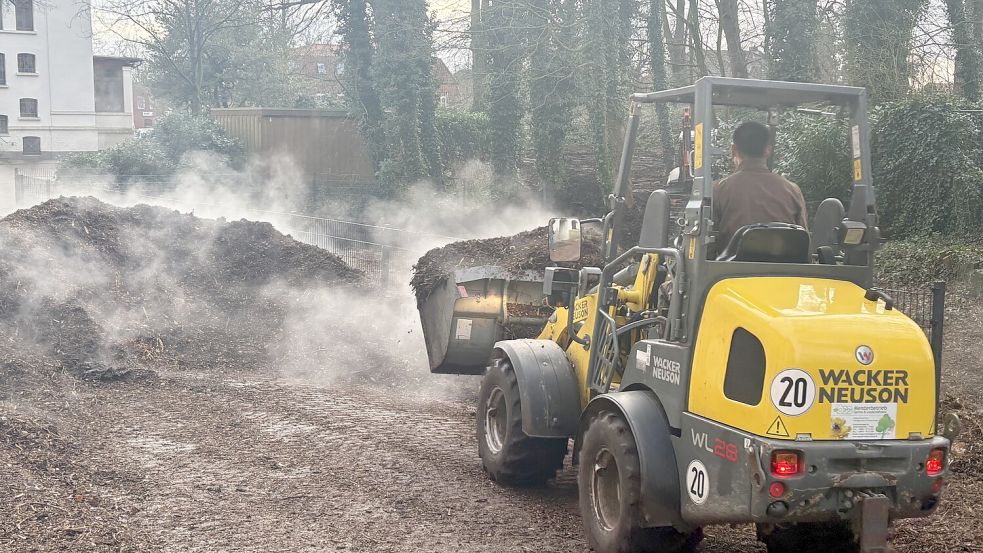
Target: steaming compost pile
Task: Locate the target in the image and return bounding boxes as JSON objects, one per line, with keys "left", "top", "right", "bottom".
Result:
{"left": 411, "top": 226, "right": 605, "bottom": 303}
{"left": 0, "top": 197, "right": 365, "bottom": 382}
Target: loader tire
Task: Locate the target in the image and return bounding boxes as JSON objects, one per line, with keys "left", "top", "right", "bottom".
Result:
{"left": 760, "top": 522, "right": 858, "bottom": 553}
{"left": 579, "top": 410, "right": 701, "bottom": 553}
{"left": 476, "top": 359, "right": 567, "bottom": 486}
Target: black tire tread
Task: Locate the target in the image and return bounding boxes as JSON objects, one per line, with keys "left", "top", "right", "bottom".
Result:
{"left": 579, "top": 410, "right": 700, "bottom": 553}
{"left": 477, "top": 360, "right": 567, "bottom": 486}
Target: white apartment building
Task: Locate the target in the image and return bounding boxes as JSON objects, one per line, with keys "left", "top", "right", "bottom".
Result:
{"left": 0, "top": 0, "right": 136, "bottom": 211}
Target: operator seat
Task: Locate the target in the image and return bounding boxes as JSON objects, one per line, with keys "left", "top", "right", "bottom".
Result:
{"left": 716, "top": 223, "right": 811, "bottom": 263}
{"left": 812, "top": 198, "right": 846, "bottom": 265}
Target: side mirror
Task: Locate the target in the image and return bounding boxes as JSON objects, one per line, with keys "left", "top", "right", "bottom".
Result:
{"left": 548, "top": 217, "right": 582, "bottom": 262}
{"left": 666, "top": 167, "right": 681, "bottom": 186}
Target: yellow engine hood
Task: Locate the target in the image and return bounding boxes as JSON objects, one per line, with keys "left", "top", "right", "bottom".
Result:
{"left": 689, "top": 277, "right": 936, "bottom": 441}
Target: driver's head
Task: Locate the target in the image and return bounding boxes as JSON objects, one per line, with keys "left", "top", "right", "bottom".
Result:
{"left": 731, "top": 121, "right": 772, "bottom": 164}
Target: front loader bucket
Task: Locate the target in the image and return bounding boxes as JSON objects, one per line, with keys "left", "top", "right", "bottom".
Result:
{"left": 418, "top": 266, "right": 547, "bottom": 375}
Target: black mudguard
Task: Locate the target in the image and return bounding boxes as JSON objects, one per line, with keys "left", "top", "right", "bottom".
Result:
{"left": 492, "top": 339, "right": 580, "bottom": 438}
{"left": 576, "top": 390, "right": 684, "bottom": 529}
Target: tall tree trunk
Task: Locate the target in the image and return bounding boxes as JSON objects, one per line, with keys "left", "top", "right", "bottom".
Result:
{"left": 716, "top": 0, "right": 748, "bottom": 78}
{"left": 649, "top": 0, "right": 675, "bottom": 162}
{"left": 665, "top": 0, "right": 689, "bottom": 85}
{"left": 529, "top": 0, "right": 577, "bottom": 206}
{"left": 688, "top": 0, "right": 707, "bottom": 77}
{"left": 485, "top": 0, "right": 527, "bottom": 178}
{"left": 338, "top": 0, "right": 385, "bottom": 169}
{"left": 946, "top": 0, "right": 982, "bottom": 101}
{"left": 767, "top": 0, "right": 818, "bottom": 82}
{"left": 844, "top": 0, "right": 924, "bottom": 102}
{"left": 470, "top": 0, "right": 488, "bottom": 111}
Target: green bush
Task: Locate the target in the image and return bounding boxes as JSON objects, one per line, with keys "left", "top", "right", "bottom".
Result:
{"left": 61, "top": 113, "right": 245, "bottom": 183}
{"left": 877, "top": 238, "right": 983, "bottom": 287}
{"left": 871, "top": 93, "right": 983, "bottom": 238}
{"left": 436, "top": 109, "right": 490, "bottom": 165}
{"left": 150, "top": 112, "right": 245, "bottom": 165}
{"left": 774, "top": 114, "right": 853, "bottom": 205}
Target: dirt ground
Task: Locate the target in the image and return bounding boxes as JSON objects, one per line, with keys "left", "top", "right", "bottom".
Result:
{"left": 1, "top": 199, "right": 981, "bottom": 552}
{"left": 2, "top": 331, "right": 981, "bottom": 553}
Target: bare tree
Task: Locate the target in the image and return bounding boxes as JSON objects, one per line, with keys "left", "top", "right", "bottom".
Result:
{"left": 665, "top": 0, "right": 690, "bottom": 84}
{"left": 92, "top": 0, "right": 266, "bottom": 114}
{"left": 471, "top": 0, "right": 490, "bottom": 111}
{"left": 716, "top": 0, "right": 748, "bottom": 77}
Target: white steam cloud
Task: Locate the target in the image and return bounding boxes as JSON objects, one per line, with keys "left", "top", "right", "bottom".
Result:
{"left": 6, "top": 153, "right": 558, "bottom": 396}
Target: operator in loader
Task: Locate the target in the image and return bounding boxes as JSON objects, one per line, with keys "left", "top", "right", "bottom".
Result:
{"left": 713, "top": 121, "right": 809, "bottom": 249}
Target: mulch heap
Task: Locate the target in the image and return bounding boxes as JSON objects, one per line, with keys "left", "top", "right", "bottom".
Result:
{"left": 0, "top": 196, "right": 365, "bottom": 382}
{"left": 411, "top": 226, "right": 605, "bottom": 304}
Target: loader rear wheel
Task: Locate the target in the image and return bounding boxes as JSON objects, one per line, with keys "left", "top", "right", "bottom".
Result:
{"left": 476, "top": 359, "right": 567, "bottom": 486}
{"left": 579, "top": 411, "right": 700, "bottom": 553}
{"left": 759, "top": 522, "right": 858, "bottom": 553}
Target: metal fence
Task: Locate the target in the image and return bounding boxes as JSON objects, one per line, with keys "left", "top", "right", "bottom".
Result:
{"left": 283, "top": 214, "right": 412, "bottom": 288}
{"left": 880, "top": 282, "right": 946, "bottom": 376}
{"left": 14, "top": 168, "right": 56, "bottom": 209}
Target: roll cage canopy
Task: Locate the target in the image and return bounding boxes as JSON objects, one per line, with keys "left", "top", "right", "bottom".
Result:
{"left": 610, "top": 76, "right": 877, "bottom": 274}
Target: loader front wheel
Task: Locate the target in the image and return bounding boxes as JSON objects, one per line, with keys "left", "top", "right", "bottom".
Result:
{"left": 477, "top": 359, "right": 566, "bottom": 486}
{"left": 579, "top": 410, "right": 700, "bottom": 553}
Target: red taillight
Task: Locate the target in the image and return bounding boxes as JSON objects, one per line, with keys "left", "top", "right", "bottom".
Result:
{"left": 771, "top": 451, "right": 802, "bottom": 477}
{"left": 926, "top": 449, "right": 946, "bottom": 476}
{"left": 768, "top": 482, "right": 786, "bottom": 498}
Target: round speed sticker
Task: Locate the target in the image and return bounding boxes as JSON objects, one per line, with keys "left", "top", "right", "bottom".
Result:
{"left": 770, "top": 369, "right": 816, "bottom": 416}
{"left": 686, "top": 460, "right": 709, "bottom": 505}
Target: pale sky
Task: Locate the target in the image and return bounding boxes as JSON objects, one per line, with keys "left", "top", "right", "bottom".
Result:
{"left": 91, "top": 0, "right": 474, "bottom": 69}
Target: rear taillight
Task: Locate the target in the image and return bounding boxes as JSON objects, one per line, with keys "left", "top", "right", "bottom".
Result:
{"left": 771, "top": 451, "right": 802, "bottom": 477}
{"left": 926, "top": 448, "right": 946, "bottom": 476}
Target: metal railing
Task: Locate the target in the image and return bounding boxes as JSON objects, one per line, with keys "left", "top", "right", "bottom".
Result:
{"left": 880, "top": 282, "right": 946, "bottom": 416}
{"left": 880, "top": 282, "right": 946, "bottom": 372}
{"left": 14, "top": 169, "right": 55, "bottom": 209}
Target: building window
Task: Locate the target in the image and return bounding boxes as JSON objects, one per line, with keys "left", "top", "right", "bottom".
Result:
{"left": 143, "top": 118, "right": 153, "bottom": 127}
{"left": 17, "top": 53, "right": 34, "bottom": 73}
{"left": 136, "top": 95, "right": 145, "bottom": 110}
{"left": 0, "top": 0, "right": 11, "bottom": 30}
{"left": 23, "top": 136, "right": 40, "bottom": 155}
{"left": 439, "top": 94, "right": 448, "bottom": 108}
{"left": 93, "top": 61, "right": 124, "bottom": 112}
{"left": 13, "top": 0, "right": 32, "bottom": 32}
{"left": 0, "top": 54, "right": 5, "bottom": 85}
{"left": 0, "top": 115, "right": 7, "bottom": 134}
{"left": 19, "top": 97, "right": 37, "bottom": 118}
{"left": 316, "top": 62, "right": 327, "bottom": 75}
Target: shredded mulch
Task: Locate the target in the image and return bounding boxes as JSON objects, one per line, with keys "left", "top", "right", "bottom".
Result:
{"left": 0, "top": 196, "right": 365, "bottom": 380}
{"left": 411, "top": 226, "right": 605, "bottom": 304}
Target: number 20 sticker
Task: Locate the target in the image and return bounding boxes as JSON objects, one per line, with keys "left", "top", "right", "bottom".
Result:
{"left": 770, "top": 369, "right": 816, "bottom": 416}
{"left": 686, "top": 460, "right": 709, "bottom": 505}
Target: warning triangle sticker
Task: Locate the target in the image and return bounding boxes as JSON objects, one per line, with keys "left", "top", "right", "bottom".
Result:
{"left": 767, "top": 416, "right": 790, "bottom": 437}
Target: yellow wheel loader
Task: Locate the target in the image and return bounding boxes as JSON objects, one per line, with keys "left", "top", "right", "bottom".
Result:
{"left": 418, "top": 77, "right": 960, "bottom": 553}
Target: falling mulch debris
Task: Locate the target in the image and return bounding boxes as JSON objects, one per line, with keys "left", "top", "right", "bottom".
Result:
{"left": 411, "top": 226, "right": 605, "bottom": 304}
{"left": 0, "top": 196, "right": 366, "bottom": 381}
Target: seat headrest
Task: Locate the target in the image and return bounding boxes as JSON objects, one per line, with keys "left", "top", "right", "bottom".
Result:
{"left": 717, "top": 223, "right": 811, "bottom": 264}
{"left": 639, "top": 190, "right": 671, "bottom": 248}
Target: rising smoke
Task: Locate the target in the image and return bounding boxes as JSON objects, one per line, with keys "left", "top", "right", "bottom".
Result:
{"left": 3, "top": 155, "right": 557, "bottom": 399}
